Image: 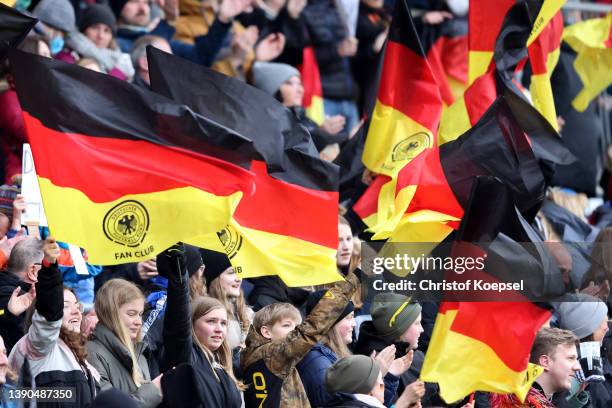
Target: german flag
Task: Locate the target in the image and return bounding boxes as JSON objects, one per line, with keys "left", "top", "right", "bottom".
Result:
{"left": 9, "top": 50, "right": 256, "bottom": 265}
{"left": 0, "top": 3, "right": 37, "bottom": 60}
{"left": 146, "top": 47, "right": 341, "bottom": 286}
{"left": 439, "top": 0, "right": 565, "bottom": 144}
{"left": 361, "top": 0, "right": 442, "bottom": 178}
{"left": 420, "top": 177, "right": 558, "bottom": 402}
{"left": 299, "top": 46, "right": 326, "bottom": 125}
{"left": 354, "top": 85, "right": 574, "bottom": 251}
{"left": 528, "top": 11, "right": 564, "bottom": 128}
{"left": 421, "top": 18, "right": 469, "bottom": 106}
{"left": 563, "top": 13, "right": 612, "bottom": 112}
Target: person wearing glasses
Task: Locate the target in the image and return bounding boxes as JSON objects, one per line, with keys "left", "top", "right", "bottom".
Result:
{"left": 8, "top": 238, "right": 101, "bottom": 407}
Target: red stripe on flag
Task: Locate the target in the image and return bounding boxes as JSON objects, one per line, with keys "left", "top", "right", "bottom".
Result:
{"left": 24, "top": 112, "right": 253, "bottom": 202}
{"left": 378, "top": 40, "right": 442, "bottom": 132}
{"left": 235, "top": 161, "right": 339, "bottom": 249}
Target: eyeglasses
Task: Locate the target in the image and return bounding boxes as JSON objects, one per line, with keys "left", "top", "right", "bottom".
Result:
{"left": 64, "top": 302, "right": 84, "bottom": 313}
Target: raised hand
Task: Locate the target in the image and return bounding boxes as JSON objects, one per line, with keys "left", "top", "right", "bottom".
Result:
{"left": 8, "top": 285, "right": 36, "bottom": 316}
{"left": 255, "top": 32, "right": 286, "bottom": 61}
{"left": 388, "top": 349, "right": 414, "bottom": 376}
{"left": 42, "top": 237, "right": 61, "bottom": 264}
{"left": 371, "top": 344, "right": 396, "bottom": 376}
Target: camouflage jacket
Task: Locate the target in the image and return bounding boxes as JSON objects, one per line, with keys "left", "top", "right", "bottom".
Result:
{"left": 241, "top": 271, "right": 359, "bottom": 408}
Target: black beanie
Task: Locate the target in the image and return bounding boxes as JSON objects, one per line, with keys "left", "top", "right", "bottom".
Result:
{"left": 184, "top": 244, "right": 204, "bottom": 277}
{"left": 79, "top": 4, "right": 117, "bottom": 34}
{"left": 200, "top": 248, "right": 232, "bottom": 288}
{"left": 108, "top": 0, "right": 129, "bottom": 19}
{"left": 305, "top": 290, "right": 354, "bottom": 324}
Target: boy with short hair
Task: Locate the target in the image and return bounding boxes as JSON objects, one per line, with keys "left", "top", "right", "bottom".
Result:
{"left": 241, "top": 271, "right": 359, "bottom": 408}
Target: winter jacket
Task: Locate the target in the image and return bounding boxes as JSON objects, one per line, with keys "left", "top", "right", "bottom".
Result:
{"left": 64, "top": 32, "right": 135, "bottom": 80}
{"left": 158, "top": 246, "right": 242, "bottom": 408}
{"left": 247, "top": 276, "right": 310, "bottom": 312}
{"left": 322, "top": 393, "right": 382, "bottom": 408}
{"left": 86, "top": 324, "right": 161, "bottom": 408}
{"left": 301, "top": 0, "right": 357, "bottom": 100}
{"left": 0, "top": 383, "right": 18, "bottom": 408}
{"left": 175, "top": 0, "right": 255, "bottom": 79}
{"left": 241, "top": 271, "right": 359, "bottom": 408}
{"left": 0, "top": 271, "right": 31, "bottom": 352}
{"left": 297, "top": 343, "right": 399, "bottom": 407}
{"left": 8, "top": 262, "right": 100, "bottom": 407}
{"left": 354, "top": 320, "right": 439, "bottom": 406}
{"left": 290, "top": 106, "right": 349, "bottom": 151}
{"left": 116, "top": 18, "right": 230, "bottom": 67}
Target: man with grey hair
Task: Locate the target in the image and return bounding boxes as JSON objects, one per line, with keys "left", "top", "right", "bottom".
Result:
{"left": 0, "top": 238, "right": 44, "bottom": 352}
{"left": 130, "top": 35, "right": 172, "bottom": 88}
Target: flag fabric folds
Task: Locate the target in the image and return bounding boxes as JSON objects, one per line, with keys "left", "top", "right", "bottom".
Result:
{"left": 146, "top": 47, "right": 342, "bottom": 286}
{"left": 563, "top": 13, "right": 612, "bottom": 112}
{"left": 299, "top": 46, "right": 326, "bottom": 125}
{"left": 361, "top": 0, "right": 442, "bottom": 177}
{"left": 0, "top": 3, "right": 37, "bottom": 60}
{"left": 420, "top": 176, "right": 558, "bottom": 403}
{"left": 9, "top": 49, "right": 256, "bottom": 265}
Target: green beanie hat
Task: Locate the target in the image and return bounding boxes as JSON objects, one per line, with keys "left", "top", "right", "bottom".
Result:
{"left": 371, "top": 293, "right": 422, "bottom": 342}
{"left": 325, "top": 355, "right": 381, "bottom": 395}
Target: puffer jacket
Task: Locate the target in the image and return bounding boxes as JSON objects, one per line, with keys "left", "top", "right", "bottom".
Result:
{"left": 86, "top": 324, "right": 161, "bottom": 408}
{"left": 241, "top": 271, "right": 360, "bottom": 408}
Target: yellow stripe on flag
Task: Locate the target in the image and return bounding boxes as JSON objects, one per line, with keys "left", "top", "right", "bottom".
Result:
{"left": 468, "top": 51, "right": 493, "bottom": 85}
{"left": 306, "top": 95, "right": 326, "bottom": 126}
{"left": 526, "top": 0, "right": 566, "bottom": 46}
{"left": 421, "top": 309, "right": 544, "bottom": 403}
{"left": 191, "top": 218, "right": 341, "bottom": 287}
{"left": 362, "top": 101, "right": 435, "bottom": 177}
{"left": 564, "top": 14, "right": 612, "bottom": 112}
{"left": 39, "top": 178, "right": 242, "bottom": 265}
{"left": 438, "top": 96, "right": 471, "bottom": 146}
{"left": 530, "top": 47, "right": 560, "bottom": 129}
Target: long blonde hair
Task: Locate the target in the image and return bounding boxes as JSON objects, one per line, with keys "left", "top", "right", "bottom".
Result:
{"left": 191, "top": 296, "right": 244, "bottom": 389}
{"left": 208, "top": 278, "right": 251, "bottom": 336}
{"left": 95, "top": 279, "right": 145, "bottom": 387}
{"left": 321, "top": 323, "right": 352, "bottom": 358}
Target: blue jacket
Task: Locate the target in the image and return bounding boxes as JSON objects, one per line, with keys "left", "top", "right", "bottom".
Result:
{"left": 116, "top": 19, "right": 231, "bottom": 67}
{"left": 297, "top": 343, "right": 400, "bottom": 407}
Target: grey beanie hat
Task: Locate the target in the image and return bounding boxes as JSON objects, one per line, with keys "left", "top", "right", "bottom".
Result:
{"left": 557, "top": 293, "right": 608, "bottom": 340}
{"left": 251, "top": 62, "right": 300, "bottom": 96}
{"left": 371, "top": 293, "right": 422, "bottom": 342}
{"left": 325, "top": 355, "right": 381, "bottom": 395}
{"left": 33, "top": 0, "right": 76, "bottom": 32}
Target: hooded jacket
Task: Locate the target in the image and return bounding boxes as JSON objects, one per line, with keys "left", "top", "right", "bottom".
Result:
{"left": 86, "top": 324, "right": 161, "bottom": 408}
{"left": 241, "top": 271, "right": 359, "bottom": 408}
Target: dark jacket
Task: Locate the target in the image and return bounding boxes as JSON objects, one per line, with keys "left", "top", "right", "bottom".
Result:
{"left": 8, "top": 263, "right": 100, "bottom": 407}
{"left": 158, "top": 248, "right": 242, "bottom": 408}
{"left": 290, "top": 106, "right": 349, "bottom": 151}
{"left": 322, "top": 394, "right": 381, "bottom": 407}
{"left": 301, "top": 0, "right": 357, "bottom": 100}
{"left": 116, "top": 19, "right": 231, "bottom": 67}
{"left": 241, "top": 272, "right": 360, "bottom": 408}
{"left": 354, "top": 321, "right": 438, "bottom": 406}
{"left": 87, "top": 324, "right": 161, "bottom": 408}
{"left": 0, "top": 271, "right": 31, "bottom": 352}
{"left": 297, "top": 343, "right": 399, "bottom": 407}
{"left": 247, "top": 276, "right": 309, "bottom": 312}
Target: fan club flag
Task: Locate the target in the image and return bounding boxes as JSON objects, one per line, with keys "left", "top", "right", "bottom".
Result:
{"left": 146, "top": 47, "right": 342, "bottom": 286}
{"left": 299, "top": 46, "right": 326, "bottom": 125}
{"left": 10, "top": 49, "right": 256, "bottom": 265}
{"left": 563, "top": 13, "right": 612, "bottom": 112}
{"left": 361, "top": 0, "right": 442, "bottom": 178}
{"left": 421, "top": 301, "right": 550, "bottom": 402}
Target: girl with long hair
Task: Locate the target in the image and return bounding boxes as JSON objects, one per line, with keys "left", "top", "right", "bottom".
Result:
{"left": 86, "top": 279, "right": 162, "bottom": 407}
{"left": 157, "top": 244, "right": 242, "bottom": 407}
